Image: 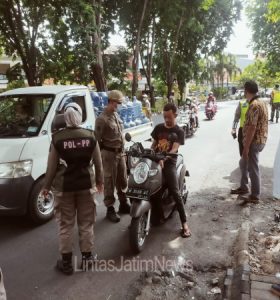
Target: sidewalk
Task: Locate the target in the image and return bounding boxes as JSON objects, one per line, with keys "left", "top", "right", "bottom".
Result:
{"left": 228, "top": 197, "right": 280, "bottom": 300}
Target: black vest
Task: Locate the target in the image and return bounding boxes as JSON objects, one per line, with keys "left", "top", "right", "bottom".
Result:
{"left": 52, "top": 127, "right": 96, "bottom": 192}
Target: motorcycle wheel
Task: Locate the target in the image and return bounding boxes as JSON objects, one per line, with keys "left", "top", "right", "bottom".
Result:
{"left": 183, "top": 125, "right": 189, "bottom": 138}
{"left": 130, "top": 213, "right": 149, "bottom": 253}
{"left": 182, "top": 178, "right": 188, "bottom": 204}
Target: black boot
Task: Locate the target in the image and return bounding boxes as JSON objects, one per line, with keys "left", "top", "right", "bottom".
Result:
{"left": 106, "top": 206, "right": 120, "bottom": 223}
{"left": 277, "top": 119, "right": 279, "bottom": 123}
{"left": 81, "top": 252, "right": 98, "bottom": 271}
{"left": 56, "top": 253, "right": 73, "bottom": 275}
{"left": 119, "top": 202, "right": 131, "bottom": 214}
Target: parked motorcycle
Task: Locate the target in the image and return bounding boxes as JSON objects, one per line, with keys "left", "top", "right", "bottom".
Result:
{"left": 125, "top": 133, "right": 189, "bottom": 253}
{"left": 205, "top": 101, "right": 217, "bottom": 120}
{"left": 178, "top": 108, "right": 198, "bottom": 137}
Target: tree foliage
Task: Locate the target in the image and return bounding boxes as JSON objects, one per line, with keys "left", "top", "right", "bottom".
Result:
{"left": 0, "top": 0, "right": 241, "bottom": 98}
{"left": 153, "top": 0, "right": 241, "bottom": 100}
{"left": 247, "top": 0, "right": 280, "bottom": 74}
{"left": 236, "top": 59, "right": 279, "bottom": 88}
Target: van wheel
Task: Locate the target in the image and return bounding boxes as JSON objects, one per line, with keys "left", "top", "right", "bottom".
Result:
{"left": 28, "top": 178, "right": 54, "bottom": 224}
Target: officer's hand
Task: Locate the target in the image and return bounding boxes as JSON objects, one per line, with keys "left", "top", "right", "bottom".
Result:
{"left": 159, "top": 160, "right": 164, "bottom": 169}
{"left": 96, "top": 184, "right": 104, "bottom": 193}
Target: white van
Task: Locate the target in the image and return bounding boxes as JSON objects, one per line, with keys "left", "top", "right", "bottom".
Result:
{"left": 0, "top": 86, "right": 153, "bottom": 224}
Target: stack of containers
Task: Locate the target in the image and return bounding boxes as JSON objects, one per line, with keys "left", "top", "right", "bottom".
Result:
{"left": 90, "top": 91, "right": 101, "bottom": 116}
{"left": 126, "top": 97, "right": 136, "bottom": 127}
{"left": 90, "top": 91, "right": 150, "bottom": 125}
{"left": 132, "top": 96, "right": 143, "bottom": 126}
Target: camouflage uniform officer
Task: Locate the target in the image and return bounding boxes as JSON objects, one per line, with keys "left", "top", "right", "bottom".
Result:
{"left": 95, "top": 90, "right": 130, "bottom": 223}
{"left": 42, "top": 103, "right": 104, "bottom": 275}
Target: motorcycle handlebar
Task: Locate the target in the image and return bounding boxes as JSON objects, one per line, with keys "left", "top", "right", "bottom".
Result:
{"left": 126, "top": 148, "right": 179, "bottom": 160}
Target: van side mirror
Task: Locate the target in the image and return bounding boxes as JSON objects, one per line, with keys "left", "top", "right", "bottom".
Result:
{"left": 125, "top": 132, "right": 132, "bottom": 142}
{"left": 51, "top": 114, "right": 66, "bottom": 132}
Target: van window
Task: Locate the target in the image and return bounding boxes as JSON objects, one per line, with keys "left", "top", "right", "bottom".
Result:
{"left": 57, "top": 94, "right": 87, "bottom": 122}
{"left": 0, "top": 94, "right": 54, "bottom": 138}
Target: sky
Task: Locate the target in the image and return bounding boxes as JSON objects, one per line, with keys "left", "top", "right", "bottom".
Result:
{"left": 110, "top": 7, "right": 254, "bottom": 58}
{"left": 225, "top": 9, "right": 254, "bottom": 58}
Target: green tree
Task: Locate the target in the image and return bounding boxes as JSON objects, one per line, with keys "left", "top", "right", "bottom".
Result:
{"left": 267, "top": 0, "right": 280, "bottom": 22}
{"left": 247, "top": 0, "right": 280, "bottom": 74}
{"left": 0, "top": 0, "right": 116, "bottom": 89}
{"left": 103, "top": 46, "right": 130, "bottom": 86}
{"left": 237, "top": 59, "right": 276, "bottom": 88}
{"left": 117, "top": 0, "right": 153, "bottom": 96}
{"left": 0, "top": 0, "right": 54, "bottom": 85}
{"left": 42, "top": 0, "right": 116, "bottom": 89}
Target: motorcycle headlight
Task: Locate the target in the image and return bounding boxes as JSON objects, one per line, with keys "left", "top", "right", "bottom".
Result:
{"left": 133, "top": 162, "right": 149, "bottom": 184}
{"left": 0, "top": 160, "right": 33, "bottom": 178}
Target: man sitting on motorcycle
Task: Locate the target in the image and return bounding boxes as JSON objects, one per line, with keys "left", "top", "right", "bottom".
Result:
{"left": 151, "top": 103, "right": 191, "bottom": 238}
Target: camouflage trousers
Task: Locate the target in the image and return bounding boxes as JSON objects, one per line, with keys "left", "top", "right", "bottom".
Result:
{"left": 54, "top": 189, "right": 96, "bottom": 254}
{"left": 101, "top": 150, "right": 128, "bottom": 207}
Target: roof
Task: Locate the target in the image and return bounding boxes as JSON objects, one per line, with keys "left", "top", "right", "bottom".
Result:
{"left": 0, "top": 85, "right": 88, "bottom": 96}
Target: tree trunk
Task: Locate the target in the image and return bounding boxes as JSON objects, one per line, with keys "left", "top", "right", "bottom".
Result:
{"left": 178, "top": 81, "right": 185, "bottom": 105}
{"left": 139, "top": 17, "right": 155, "bottom": 107}
{"left": 166, "top": 13, "right": 184, "bottom": 101}
{"left": 91, "top": 0, "right": 106, "bottom": 91}
{"left": 132, "top": 0, "right": 148, "bottom": 96}
{"left": 3, "top": 1, "right": 41, "bottom": 86}
{"left": 91, "top": 64, "right": 106, "bottom": 91}
{"left": 167, "top": 76, "right": 174, "bottom": 101}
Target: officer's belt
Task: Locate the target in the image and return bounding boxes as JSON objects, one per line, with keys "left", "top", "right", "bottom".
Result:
{"left": 102, "top": 145, "right": 123, "bottom": 153}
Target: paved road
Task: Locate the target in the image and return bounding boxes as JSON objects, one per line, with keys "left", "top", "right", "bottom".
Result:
{"left": 0, "top": 100, "right": 279, "bottom": 300}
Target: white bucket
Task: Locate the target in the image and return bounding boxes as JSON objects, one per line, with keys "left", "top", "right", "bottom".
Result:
{"left": 273, "top": 139, "right": 280, "bottom": 199}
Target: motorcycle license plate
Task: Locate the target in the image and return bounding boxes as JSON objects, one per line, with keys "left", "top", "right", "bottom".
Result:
{"left": 127, "top": 188, "right": 149, "bottom": 199}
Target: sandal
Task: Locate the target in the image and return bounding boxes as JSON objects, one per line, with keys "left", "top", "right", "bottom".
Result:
{"left": 180, "top": 228, "right": 192, "bottom": 238}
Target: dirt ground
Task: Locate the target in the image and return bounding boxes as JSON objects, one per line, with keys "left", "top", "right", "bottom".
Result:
{"left": 126, "top": 186, "right": 249, "bottom": 300}
{"left": 126, "top": 163, "right": 278, "bottom": 300}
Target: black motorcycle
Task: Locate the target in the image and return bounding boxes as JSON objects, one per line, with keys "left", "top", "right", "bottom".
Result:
{"left": 125, "top": 133, "right": 189, "bottom": 253}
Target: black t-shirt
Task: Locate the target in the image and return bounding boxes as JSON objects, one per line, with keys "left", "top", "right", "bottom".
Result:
{"left": 151, "top": 123, "right": 184, "bottom": 153}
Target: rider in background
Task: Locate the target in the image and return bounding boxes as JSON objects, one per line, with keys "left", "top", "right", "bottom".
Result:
{"left": 206, "top": 92, "right": 216, "bottom": 105}
{"left": 187, "top": 98, "right": 199, "bottom": 128}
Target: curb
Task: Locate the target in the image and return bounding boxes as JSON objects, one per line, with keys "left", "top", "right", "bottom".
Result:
{"left": 224, "top": 206, "right": 252, "bottom": 300}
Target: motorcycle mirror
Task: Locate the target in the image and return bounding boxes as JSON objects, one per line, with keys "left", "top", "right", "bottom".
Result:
{"left": 125, "top": 132, "right": 132, "bottom": 142}
{"left": 168, "top": 132, "right": 178, "bottom": 143}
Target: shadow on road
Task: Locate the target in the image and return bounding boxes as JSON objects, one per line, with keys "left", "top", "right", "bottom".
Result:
{"left": 223, "top": 165, "right": 273, "bottom": 199}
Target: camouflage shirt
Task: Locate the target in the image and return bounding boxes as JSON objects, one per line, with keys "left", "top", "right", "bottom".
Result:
{"left": 243, "top": 97, "right": 268, "bottom": 145}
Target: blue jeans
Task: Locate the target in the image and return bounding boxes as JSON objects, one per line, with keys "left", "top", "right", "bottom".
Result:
{"left": 239, "top": 143, "right": 265, "bottom": 199}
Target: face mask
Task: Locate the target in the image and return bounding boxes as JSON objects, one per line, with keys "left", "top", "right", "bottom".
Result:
{"left": 117, "top": 104, "right": 122, "bottom": 111}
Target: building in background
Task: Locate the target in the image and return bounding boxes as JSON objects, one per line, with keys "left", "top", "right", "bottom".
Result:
{"left": 234, "top": 54, "right": 254, "bottom": 71}
{"left": 0, "top": 55, "right": 22, "bottom": 90}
